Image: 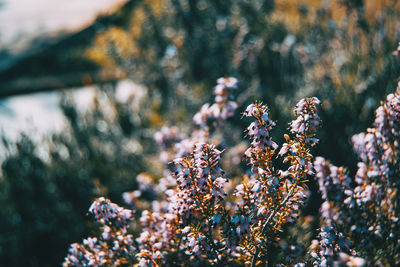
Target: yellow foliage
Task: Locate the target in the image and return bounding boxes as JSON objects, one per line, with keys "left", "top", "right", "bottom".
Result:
{"left": 85, "top": 0, "right": 166, "bottom": 69}
{"left": 86, "top": 26, "right": 140, "bottom": 69}
{"left": 149, "top": 111, "right": 163, "bottom": 126}
{"left": 270, "top": 0, "right": 322, "bottom": 32}
{"left": 145, "top": 0, "right": 164, "bottom": 17}
{"left": 270, "top": 0, "right": 398, "bottom": 32}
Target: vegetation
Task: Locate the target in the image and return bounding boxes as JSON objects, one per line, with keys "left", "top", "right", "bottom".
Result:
{"left": 65, "top": 78, "right": 400, "bottom": 266}
{"left": 0, "top": 0, "right": 399, "bottom": 266}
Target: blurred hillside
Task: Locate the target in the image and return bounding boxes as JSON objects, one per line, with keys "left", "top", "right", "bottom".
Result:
{"left": 0, "top": 0, "right": 130, "bottom": 96}
{"left": 0, "top": 0, "right": 400, "bottom": 266}
{"left": 75, "top": 0, "right": 400, "bottom": 170}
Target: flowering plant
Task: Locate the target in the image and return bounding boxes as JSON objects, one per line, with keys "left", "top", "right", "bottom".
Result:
{"left": 311, "top": 81, "right": 400, "bottom": 266}
{"left": 65, "top": 77, "right": 400, "bottom": 266}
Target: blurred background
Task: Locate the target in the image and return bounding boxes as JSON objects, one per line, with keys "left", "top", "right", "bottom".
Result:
{"left": 0, "top": 0, "right": 399, "bottom": 266}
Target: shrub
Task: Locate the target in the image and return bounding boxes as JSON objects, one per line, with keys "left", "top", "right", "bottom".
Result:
{"left": 311, "top": 80, "right": 400, "bottom": 266}
{"left": 64, "top": 76, "right": 399, "bottom": 266}
{"left": 0, "top": 86, "right": 150, "bottom": 266}
{"left": 2, "top": 2, "right": 400, "bottom": 266}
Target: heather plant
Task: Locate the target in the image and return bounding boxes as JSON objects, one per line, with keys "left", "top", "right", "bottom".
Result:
{"left": 63, "top": 197, "right": 136, "bottom": 266}
{"left": 65, "top": 78, "right": 323, "bottom": 266}
{"left": 65, "top": 75, "right": 400, "bottom": 266}
{"left": 311, "top": 80, "right": 400, "bottom": 266}
{"left": 3, "top": 2, "right": 400, "bottom": 267}
{"left": 0, "top": 83, "right": 152, "bottom": 267}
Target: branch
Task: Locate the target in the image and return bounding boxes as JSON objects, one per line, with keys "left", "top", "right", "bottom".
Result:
{"left": 250, "top": 181, "right": 299, "bottom": 267}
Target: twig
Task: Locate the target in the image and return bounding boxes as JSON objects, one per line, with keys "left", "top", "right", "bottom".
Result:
{"left": 250, "top": 181, "right": 298, "bottom": 267}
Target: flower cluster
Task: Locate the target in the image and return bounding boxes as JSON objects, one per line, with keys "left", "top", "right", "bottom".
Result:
{"left": 289, "top": 97, "right": 321, "bottom": 145}
{"left": 64, "top": 82, "right": 324, "bottom": 266}
{"left": 64, "top": 198, "right": 136, "bottom": 266}
{"left": 154, "top": 78, "right": 238, "bottom": 164}
{"left": 242, "top": 103, "right": 278, "bottom": 175}
{"left": 311, "top": 81, "right": 400, "bottom": 266}
{"left": 193, "top": 77, "right": 238, "bottom": 129}
{"left": 231, "top": 98, "right": 320, "bottom": 265}
{"left": 66, "top": 77, "right": 400, "bottom": 266}
{"left": 132, "top": 142, "right": 231, "bottom": 266}
{"left": 88, "top": 197, "right": 133, "bottom": 231}
{"left": 309, "top": 226, "right": 365, "bottom": 267}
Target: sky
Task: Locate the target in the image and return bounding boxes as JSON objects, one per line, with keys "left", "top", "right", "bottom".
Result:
{"left": 0, "top": 0, "right": 127, "bottom": 51}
